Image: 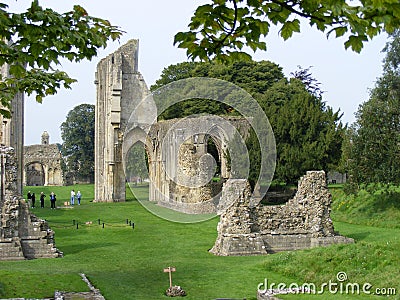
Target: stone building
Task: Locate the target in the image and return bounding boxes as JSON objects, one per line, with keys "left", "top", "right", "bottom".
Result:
{"left": 94, "top": 39, "right": 149, "bottom": 202}
{"left": 94, "top": 41, "right": 254, "bottom": 206}
{"left": 24, "top": 131, "right": 63, "bottom": 186}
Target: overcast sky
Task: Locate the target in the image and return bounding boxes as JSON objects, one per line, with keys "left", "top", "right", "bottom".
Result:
{"left": 8, "top": 0, "right": 387, "bottom": 145}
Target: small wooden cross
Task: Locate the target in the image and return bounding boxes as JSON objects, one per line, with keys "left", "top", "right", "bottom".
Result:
{"left": 163, "top": 266, "right": 176, "bottom": 288}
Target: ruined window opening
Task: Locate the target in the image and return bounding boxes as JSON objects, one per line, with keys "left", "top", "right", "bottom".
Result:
{"left": 206, "top": 136, "right": 221, "bottom": 180}
{"left": 26, "top": 162, "right": 45, "bottom": 186}
{"left": 125, "top": 142, "right": 149, "bottom": 185}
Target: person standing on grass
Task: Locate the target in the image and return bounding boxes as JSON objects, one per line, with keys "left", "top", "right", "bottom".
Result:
{"left": 50, "top": 192, "right": 56, "bottom": 209}
{"left": 77, "top": 190, "right": 82, "bottom": 205}
{"left": 70, "top": 189, "right": 75, "bottom": 205}
{"left": 27, "top": 191, "right": 32, "bottom": 206}
{"left": 31, "top": 192, "right": 36, "bottom": 208}
{"left": 40, "top": 192, "right": 46, "bottom": 208}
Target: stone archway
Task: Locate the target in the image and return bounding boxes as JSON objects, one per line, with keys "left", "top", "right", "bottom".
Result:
{"left": 94, "top": 40, "right": 254, "bottom": 208}
{"left": 140, "top": 115, "right": 249, "bottom": 214}
{"left": 25, "top": 162, "right": 45, "bottom": 186}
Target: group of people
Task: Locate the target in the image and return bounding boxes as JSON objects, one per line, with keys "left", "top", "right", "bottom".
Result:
{"left": 27, "top": 190, "right": 82, "bottom": 209}
{"left": 70, "top": 189, "right": 82, "bottom": 206}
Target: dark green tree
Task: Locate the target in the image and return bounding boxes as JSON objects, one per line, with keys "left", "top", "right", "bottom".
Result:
{"left": 345, "top": 30, "right": 400, "bottom": 187}
{"left": 151, "top": 60, "right": 284, "bottom": 120}
{"left": 174, "top": 0, "right": 400, "bottom": 62}
{"left": 259, "top": 78, "right": 344, "bottom": 184}
{"left": 0, "top": 1, "right": 122, "bottom": 117}
{"left": 153, "top": 60, "right": 344, "bottom": 184}
{"left": 290, "top": 66, "right": 324, "bottom": 99}
{"left": 61, "top": 104, "right": 95, "bottom": 183}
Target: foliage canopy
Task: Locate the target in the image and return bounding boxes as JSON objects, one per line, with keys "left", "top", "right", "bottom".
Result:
{"left": 0, "top": 1, "right": 122, "bottom": 117}
{"left": 174, "top": 0, "right": 400, "bottom": 62}
{"left": 152, "top": 60, "right": 344, "bottom": 184}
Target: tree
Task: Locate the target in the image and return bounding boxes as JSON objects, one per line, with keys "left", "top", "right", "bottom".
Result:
{"left": 61, "top": 104, "right": 95, "bottom": 183}
{"left": 0, "top": 1, "right": 122, "bottom": 117}
{"left": 174, "top": 0, "right": 400, "bottom": 62}
{"left": 151, "top": 60, "right": 285, "bottom": 119}
{"left": 290, "top": 65, "right": 324, "bottom": 99}
{"left": 153, "top": 60, "right": 344, "bottom": 184}
{"left": 258, "top": 77, "right": 344, "bottom": 184}
{"left": 344, "top": 33, "right": 400, "bottom": 188}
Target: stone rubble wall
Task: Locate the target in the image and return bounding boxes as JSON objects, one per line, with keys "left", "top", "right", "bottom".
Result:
{"left": 0, "top": 146, "right": 62, "bottom": 260}
{"left": 210, "top": 171, "right": 354, "bottom": 256}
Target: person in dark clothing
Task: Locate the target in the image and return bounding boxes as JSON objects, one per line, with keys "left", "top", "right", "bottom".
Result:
{"left": 50, "top": 192, "right": 56, "bottom": 209}
{"left": 31, "top": 193, "right": 36, "bottom": 208}
{"left": 40, "top": 192, "right": 46, "bottom": 208}
{"left": 27, "top": 191, "right": 32, "bottom": 207}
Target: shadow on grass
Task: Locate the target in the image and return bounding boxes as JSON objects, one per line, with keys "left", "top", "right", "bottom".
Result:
{"left": 345, "top": 231, "right": 371, "bottom": 241}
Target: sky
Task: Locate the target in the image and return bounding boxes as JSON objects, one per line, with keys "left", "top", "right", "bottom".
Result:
{"left": 7, "top": 0, "right": 388, "bottom": 146}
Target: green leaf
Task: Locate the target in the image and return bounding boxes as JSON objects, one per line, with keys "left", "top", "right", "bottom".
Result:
{"left": 9, "top": 64, "right": 25, "bottom": 77}
{"left": 344, "top": 35, "right": 368, "bottom": 52}
{"left": 334, "top": 26, "right": 347, "bottom": 38}
{"left": 279, "top": 19, "right": 301, "bottom": 40}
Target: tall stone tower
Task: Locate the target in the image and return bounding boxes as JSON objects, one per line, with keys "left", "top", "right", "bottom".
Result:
{"left": 94, "top": 40, "right": 149, "bottom": 202}
{"left": 0, "top": 63, "right": 24, "bottom": 195}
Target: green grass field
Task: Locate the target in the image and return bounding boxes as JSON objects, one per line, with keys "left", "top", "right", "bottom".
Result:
{"left": 0, "top": 184, "right": 398, "bottom": 299}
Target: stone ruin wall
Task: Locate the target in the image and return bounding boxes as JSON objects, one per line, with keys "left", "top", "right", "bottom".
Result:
{"left": 95, "top": 39, "right": 149, "bottom": 202}
{"left": 0, "top": 60, "right": 24, "bottom": 195}
{"left": 146, "top": 116, "right": 251, "bottom": 214}
{"left": 95, "top": 40, "right": 257, "bottom": 207}
{"left": 94, "top": 42, "right": 352, "bottom": 258}
{"left": 24, "top": 141, "right": 63, "bottom": 186}
{"left": 210, "top": 171, "right": 354, "bottom": 256}
{"left": 0, "top": 146, "right": 62, "bottom": 260}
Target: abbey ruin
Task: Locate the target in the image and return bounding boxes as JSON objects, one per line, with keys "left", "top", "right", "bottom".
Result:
{"left": 94, "top": 39, "right": 149, "bottom": 202}
{"left": 0, "top": 63, "right": 62, "bottom": 260}
{"left": 211, "top": 171, "right": 354, "bottom": 255}
{"left": 24, "top": 131, "right": 63, "bottom": 186}
{"left": 0, "top": 146, "right": 62, "bottom": 260}
{"left": 94, "top": 40, "right": 353, "bottom": 254}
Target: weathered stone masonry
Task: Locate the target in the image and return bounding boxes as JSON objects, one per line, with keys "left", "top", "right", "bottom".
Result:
{"left": 146, "top": 116, "right": 250, "bottom": 214}
{"left": 94, "top": 41, "right": 353, "bottom": 257}
{"left": 210, "top": 171, "right": 354, "bottom": 255}
{"left": 95, "top": 39, "right": 149, "bottom": 202}
{"left": 24, "top": 131, "right": 63, "bottom": 186}
{"left": 0, "top": 60, "right": 24, "bottom": 195}
{"left": 0, "top": 146, "right": 62, "bottom": 260}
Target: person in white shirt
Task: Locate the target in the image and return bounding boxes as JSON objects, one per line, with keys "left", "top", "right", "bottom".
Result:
{"left": 70, "top": 189, "right": 75, "bottom": 205}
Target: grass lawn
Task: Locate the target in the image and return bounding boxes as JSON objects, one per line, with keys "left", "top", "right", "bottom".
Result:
{"left": 0, "top": 184, "right": 398, "bottom": 299}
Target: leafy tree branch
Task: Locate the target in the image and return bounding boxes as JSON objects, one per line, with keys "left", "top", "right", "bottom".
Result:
{"left": 175, "top": 0, "right": 400, "bottom": 62}
{"left": 0, "top": 1, "right": 123, "bottom": 117}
